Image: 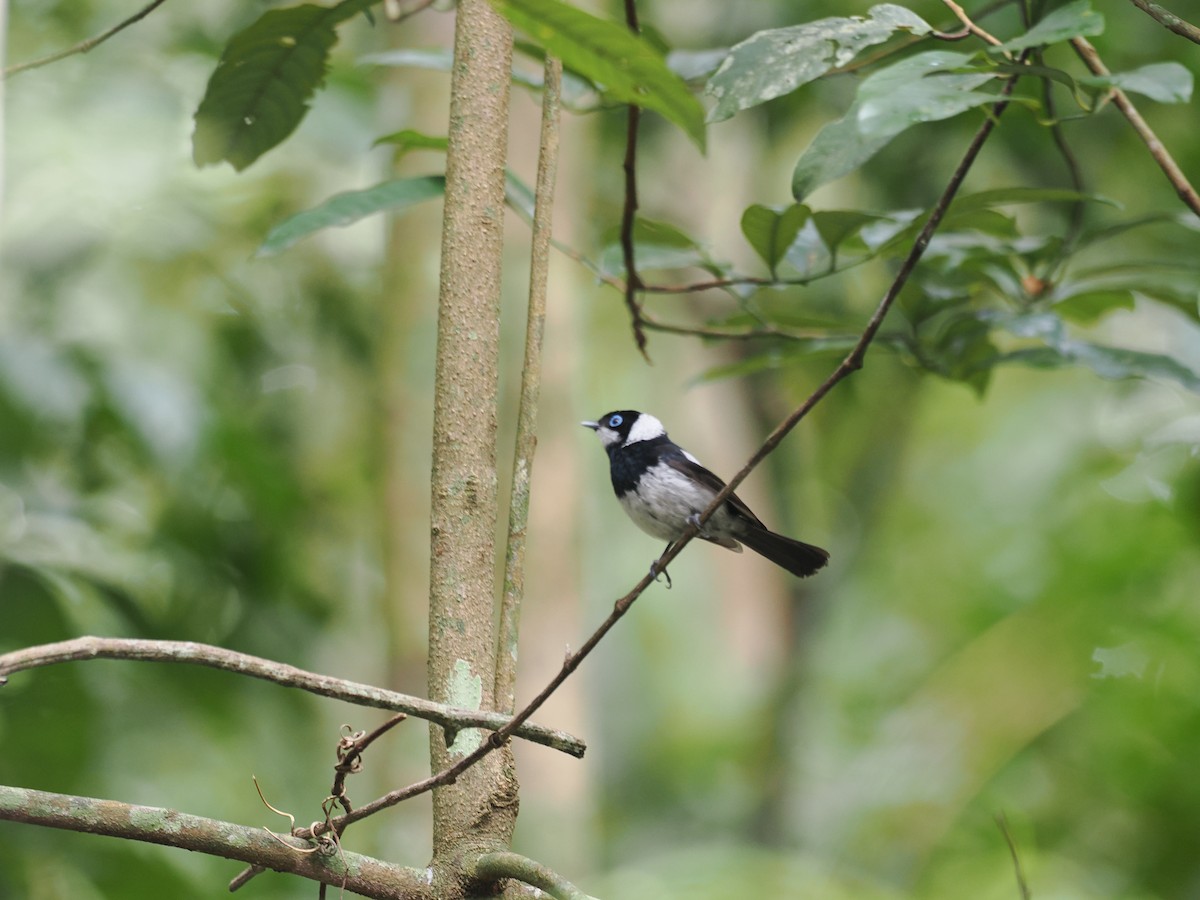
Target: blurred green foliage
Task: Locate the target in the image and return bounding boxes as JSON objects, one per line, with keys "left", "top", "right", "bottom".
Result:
{"left": 3, "top": 0, "right": 1200, "bottom": 898}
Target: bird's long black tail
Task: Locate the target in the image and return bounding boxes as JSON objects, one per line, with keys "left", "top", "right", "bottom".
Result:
{"left": 739, "top": 525, "right": 829, "bottom": 578}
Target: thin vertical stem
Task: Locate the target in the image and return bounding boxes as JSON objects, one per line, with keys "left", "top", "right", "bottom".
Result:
{"left": 496, "top": 56, "right": 563, "bottom": 715}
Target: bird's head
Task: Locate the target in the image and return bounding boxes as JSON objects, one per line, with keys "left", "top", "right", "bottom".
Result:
{"left": 581, "top": 410, "right": 666, "bottom": 450}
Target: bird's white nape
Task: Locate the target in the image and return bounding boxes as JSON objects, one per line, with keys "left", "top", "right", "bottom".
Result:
{"left": 625, "top": 413, "right": 666, "bottom": 446}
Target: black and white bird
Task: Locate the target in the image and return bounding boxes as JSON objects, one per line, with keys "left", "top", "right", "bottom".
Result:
{"left": 582, "top": 410, "right": 829, "bottom": 581}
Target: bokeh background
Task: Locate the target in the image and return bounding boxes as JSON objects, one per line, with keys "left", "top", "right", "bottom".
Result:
{"left": 3, "top": 1, "right": 1200, "bottom": 898}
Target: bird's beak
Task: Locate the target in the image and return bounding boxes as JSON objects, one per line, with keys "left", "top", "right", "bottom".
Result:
{"left": 580, "top": 420, "right": 599, "bottom": 430}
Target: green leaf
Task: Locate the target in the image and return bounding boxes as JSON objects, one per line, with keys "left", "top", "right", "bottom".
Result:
{"left": 489, "top": 0, "right": 707, "bottom": 149}
{"left": 598, "top": 218, "right": 717, "bottom": 276}
{"left": 372, "top": 129, "right": 450, "bottom": 154}
{"left": 812, "top": 210, "right": 885, "bottom": 256}
{"left": 705, "top": 4, "right": 932, "bottom": 123}
{"left": 792, "top": 51, "right": 996, "bottom": 200}
{"left": 1052, "top": 291, "right": 1135, "bottom": 324}
{"left": 259, "top": 175, "right": 445, "bottom": 255}
{"left": 996, "top": 0, "right": 1104, "bottom": 52}
{"left": 1084, "top": 62, "right": 1194, "bottom": 104}
{"left": 193, "top": 0, "right": 378, "bottom": 171}
{"left": 950, "top": 186, "right": 1116, "bottom": 213}
{"left": 740, "top": 204, "right": 810, "bottom": 275}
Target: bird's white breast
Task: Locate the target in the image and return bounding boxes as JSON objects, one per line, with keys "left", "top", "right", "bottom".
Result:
{"left": 618, "top": 462, "right": 724, "bottom": 541}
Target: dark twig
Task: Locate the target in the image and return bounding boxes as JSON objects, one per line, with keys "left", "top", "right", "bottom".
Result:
{"left": 996, "top": 812, "right": 1032, "bottom": 900}
{"left": 1128, "top": 0, "right": 1200, "bottom": 43}
{"left": 620, "top": 0, "right": 649, "bottom": 360}
{"left": 330, "top": 715, "right": 409, "bottom": 816}
{"left": 236, "top": 713, "right": 412, "bottom": 894}
{"left": 2, "top": 0, "right": 171, "bottom": 79}
{"left": 1071, "top": 36, "right": 1200, "bottom": 218}
{"left": 291, "top": 51, "right": 1033, "bottom": 850}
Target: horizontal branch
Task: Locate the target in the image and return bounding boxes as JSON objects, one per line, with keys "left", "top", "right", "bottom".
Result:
{"left": 0, "top": 637, "right": 584, "bottom": 758}
{"left": 0, "top": 784, "right": 432, "bottom": 900}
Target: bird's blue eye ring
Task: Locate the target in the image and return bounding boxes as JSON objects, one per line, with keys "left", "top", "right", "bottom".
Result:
{"left": 608, "top": 414, "right": 623, "bottom": 428}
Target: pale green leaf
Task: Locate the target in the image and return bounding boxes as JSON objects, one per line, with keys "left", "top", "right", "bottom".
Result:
{"left": 259, "top": 175, "right": 445, "bottom": 255}
{"left": 705, "top": 4, "right": 932, "bottom": 123}
{"left": 997, "top": 0, "right": 1104, "bottom": 52}
{"left": 792, "top": 51, "right": 995, "bottom": 199}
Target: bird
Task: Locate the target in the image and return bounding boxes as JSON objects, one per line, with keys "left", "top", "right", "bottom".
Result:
{"left": 581, "top": 410, "right": 829, "bottom": 583}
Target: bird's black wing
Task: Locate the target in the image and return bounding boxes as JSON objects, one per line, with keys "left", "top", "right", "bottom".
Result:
{"left": 660, "top": 445, "right": 767, "bottom": 528}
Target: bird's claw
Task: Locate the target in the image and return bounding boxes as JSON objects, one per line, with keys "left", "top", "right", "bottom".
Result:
{"left": 686, "top": 513, "right": 702, "bottom": 530}
{"left": 649, "top": 560, "right": 673, "bottom": 589}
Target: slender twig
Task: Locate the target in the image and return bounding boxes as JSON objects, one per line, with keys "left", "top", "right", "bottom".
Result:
{"left": 1128, "top": 0, "right": 1200, "bottom": 44}
{"left": 941, "top": 0, "right": 1009, "bottom": 51}
{"left": 1070, "top": 36, "right": 1200, "bottom": 218}
{"left": 496, "top": 56, "right": 562, "bottom": 715}
{"left": 0, "top": 637, "right": 584, "bottom": 757}
{"left": 290, "top": 52, "right": 1033, "bottom": 849}
{"left": 619, "top": 0, "right": 649, "bottom": 360}
{"left": 996, "top": 812, "right": 1032, "bottom": 900}
{"left": 473, "top": 851, "right": 596, "bottom": 900}
{"left": 2, "top": 0, "right": 170, "bottom": 79}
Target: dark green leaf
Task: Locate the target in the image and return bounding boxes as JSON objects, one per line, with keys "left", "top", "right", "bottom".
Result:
{"left": 997, "top": 0, "right": 1104, "bottom": 52}
{"left": 1053, "top": 291, "right": 1135, "bottom": 324}
{"left": 792, "top": 51, "right": 995, "bottom": 200}
{"left": 950, "top": 187, "right": 1116, "bottom": 213}
{"left": 193, "top": 0, "right": 379, "bottom": 171}
{"left": 489, "top": 0, "right": 707, "bottom": 149}
{"left": 372, "top": 129, "right": 450, "bottom": 153}
{"left": 812, "top": 210, "right": 885, "bottom": 256}
{"left": 259, "top": 175, "right": 445, "bottom": 255}
{"left": 740, "top": 204, "right": 810, "bottom": 275}
{"left": 705, "top": 4, "right": 931, "bottom": 123}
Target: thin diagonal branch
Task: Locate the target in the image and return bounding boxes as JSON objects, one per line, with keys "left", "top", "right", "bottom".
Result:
{"left": 2, "top": 0, "right": 170, "bottom": 79}
{"left": 497, "top": 55, "right": 562, "bottom": 715}
{"left": 0, "top": 637, "right": 584, "bottom": 757}
{"left": 1127, "top": 0, "right": 1200, "bottom": 43}
{"left": 1071, "top": 36, "right": 1200, "bottom": 218}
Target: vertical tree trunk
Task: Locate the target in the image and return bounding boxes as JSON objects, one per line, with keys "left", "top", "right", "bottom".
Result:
{"left": 426, "top": 0, "right": 517, "bottom": 883}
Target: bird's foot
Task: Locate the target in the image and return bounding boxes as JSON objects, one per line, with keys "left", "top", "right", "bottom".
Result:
{"left": 686, "top": 512, "right": 702, "bottom": 531}
{"left": 649, "top": 559, "right": 673, "bottom": 589}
